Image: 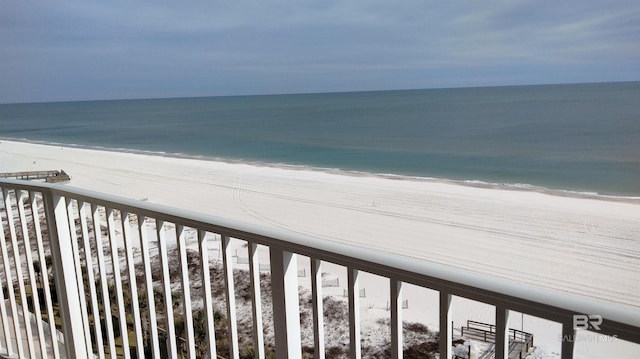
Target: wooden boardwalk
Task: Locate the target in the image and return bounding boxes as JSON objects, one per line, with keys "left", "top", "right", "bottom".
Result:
{"left": 459, "top": 320, "right": 534, "bottom": 359}
{"left": 0, "top": 170, "right": 70, "bottom": 183}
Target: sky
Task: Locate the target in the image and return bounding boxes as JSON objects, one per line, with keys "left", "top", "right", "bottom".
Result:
{"left": 1, "top": 0, "right": 639, "bottom": 103}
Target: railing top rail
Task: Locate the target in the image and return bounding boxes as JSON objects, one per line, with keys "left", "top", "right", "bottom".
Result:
{"left": 1, "top": 179, "right": 639, "bottom": 342}
{"left": 468, "top": 320, "right": 495, "bottom": 327}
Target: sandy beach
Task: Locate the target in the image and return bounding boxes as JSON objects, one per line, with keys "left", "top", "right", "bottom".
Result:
{"left": 1, "top": 139, "right": 639, "bottom": 357}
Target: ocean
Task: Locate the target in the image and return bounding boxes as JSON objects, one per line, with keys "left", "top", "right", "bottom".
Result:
{"left": 1, "top": 82, "right": 639, "bottom": 197}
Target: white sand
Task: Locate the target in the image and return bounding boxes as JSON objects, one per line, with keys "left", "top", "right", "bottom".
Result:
{"left": 1, "top": 140, "right": 639, "bottom": 357}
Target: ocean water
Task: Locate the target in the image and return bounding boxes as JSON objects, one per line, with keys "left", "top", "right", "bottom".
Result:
{"left": 1, "top": 82, "right": 639, "bottom": 197}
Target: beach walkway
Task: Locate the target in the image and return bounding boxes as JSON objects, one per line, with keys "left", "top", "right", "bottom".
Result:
{"left": 460, "top": 320, "right": 533, "bottom": 359}
{"left": 0, "top": 170, "right": 70, "bottom": 183}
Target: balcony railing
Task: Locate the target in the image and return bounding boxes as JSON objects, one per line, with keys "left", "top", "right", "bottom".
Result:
{"left": 0, "top": 179, "right": 638, "bottom": 359}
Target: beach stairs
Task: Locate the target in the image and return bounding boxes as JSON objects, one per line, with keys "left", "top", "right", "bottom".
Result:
{"left": 0, "top": 170, "right": 70, "bottom": 183}
{"left": 460, "top": 320, "right": 534, "bottom": 359}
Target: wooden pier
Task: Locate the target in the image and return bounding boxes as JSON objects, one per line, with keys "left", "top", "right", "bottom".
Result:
{"left": 0, "top": 170, "right": 70, "bottom": 183}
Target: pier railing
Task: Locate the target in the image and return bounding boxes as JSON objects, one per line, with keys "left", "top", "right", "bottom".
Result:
{"left": 460, "top": 320, "right": 534, "bottom": 357}
{"left": 0, "top": 179, "right": 639, "bottom": 359}
{"left": 0, "top": 170, "right": 70, "bottom": 183}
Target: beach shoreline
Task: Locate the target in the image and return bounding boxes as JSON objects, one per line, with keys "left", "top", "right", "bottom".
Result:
{"left": 3, "top": 137, "right": 638, "bottom": 204}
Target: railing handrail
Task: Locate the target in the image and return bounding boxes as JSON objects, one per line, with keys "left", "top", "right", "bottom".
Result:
{"left": 1, "top": 178, "right": 639, "bottom": 346}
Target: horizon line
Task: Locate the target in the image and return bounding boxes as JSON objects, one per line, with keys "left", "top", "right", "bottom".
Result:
{"left": 2, "top": 79, "right": 639, "bottom": 106}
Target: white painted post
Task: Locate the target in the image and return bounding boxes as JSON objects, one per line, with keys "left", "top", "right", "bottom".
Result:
{"left": 106, "top": 208, "right": 131, "bottom": 359}
{"left": 139, "top": 216, "right": 161, "bottom": 358}
{"left": 222, "top": 235, "right": 240, "bottom": 359}
{"left": 495, "top": 307, "right": 510, "bottom": 359}
{"left": 177, "top": 225, "right": 196, "bottom": 359}
{"left": 31, "top": 192, "right": 61, "bottom": 359}
{"left": 270, "top": 248, "right": 301, "bottom": 359}
{"left": 439, "top": 291, "right": 452, "bottom": 359}
{"left": 390, "top": 279, "right": 403, "bottom": 359}
{"left": 79, "top": 202, "right": 104, "bottom": 359}
{"left": 156, "top": 220, "right": 177, "bottom": 359}
{"left": 92, "top": 204, "right": 117, "bottom": 359}
{"left": 348, "top": 268, "right": 361, "bottom": 359}
{"left": 44, "top": 192, "right": 90, "bottom": 358}
{"left": 121, "top": 212, "right": 145, "bottom": 359}
{"left": 17, "top": 191, "right": 45, "bottom": 357}
{"left": 0, "top": 190, "right": 17, "bottom": 357}
{"left": 198, "top": 230, "right": 218, "bottom": 359}
{"left": 65, "top": 198, "right": 93, "bottom": 357}
{"left": 311, "top": 258, "right": 325, "bottom": 359}
{"left": 3, "top": 189, "right": 28, "bottom": 358}
{"left": 248, "top": 242, "right": 265, "bottom": 359}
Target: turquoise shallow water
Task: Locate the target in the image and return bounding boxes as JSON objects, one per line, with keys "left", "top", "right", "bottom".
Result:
{"left": 1, "top": 82, "right": 639, "bottom": 196}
